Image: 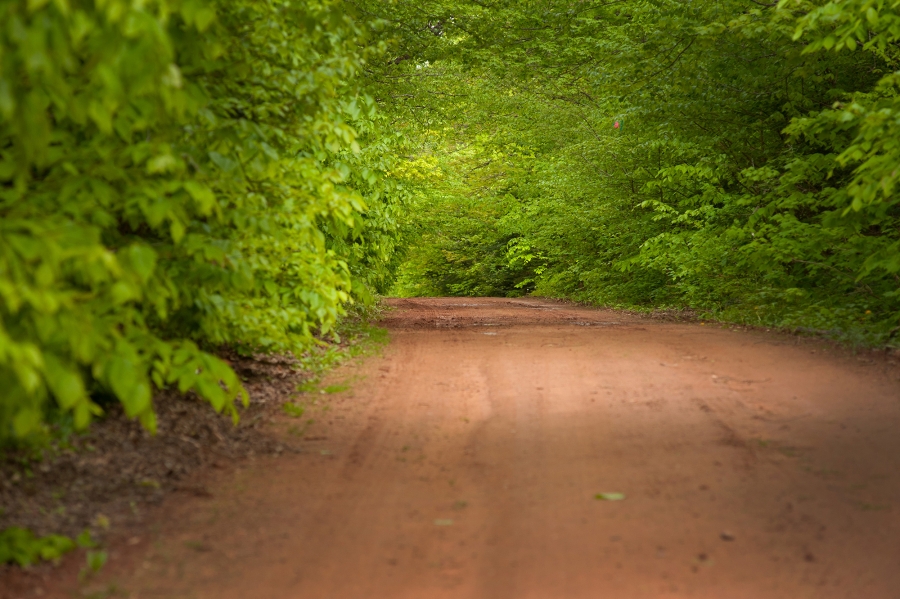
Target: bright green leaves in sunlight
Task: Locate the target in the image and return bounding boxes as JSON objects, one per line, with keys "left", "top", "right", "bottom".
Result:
{"left": 0, "top": 0, "right": 406, "bottom": 444}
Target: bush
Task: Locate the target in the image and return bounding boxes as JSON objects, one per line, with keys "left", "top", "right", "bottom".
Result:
{"left": 0, "top": 0, "right": 401, "bottom": 443}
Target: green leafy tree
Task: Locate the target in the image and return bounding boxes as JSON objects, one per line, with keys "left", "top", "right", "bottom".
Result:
{"left": 0, "top": 0, "right": 404, "bottom": 443}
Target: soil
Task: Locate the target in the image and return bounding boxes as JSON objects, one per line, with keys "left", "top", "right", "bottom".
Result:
{"left": 4, "top": 297, "right": 900, "bottom": 598}
{"left": 0, "top": 352, "right": 304, "bottom": 584}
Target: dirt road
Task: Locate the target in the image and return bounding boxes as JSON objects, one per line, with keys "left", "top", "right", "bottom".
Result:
{"left": 44, "top": 298, "right": 900, "bottom": 597}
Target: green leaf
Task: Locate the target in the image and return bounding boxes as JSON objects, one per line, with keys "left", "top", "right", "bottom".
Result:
{"left": 43, "top": 355, "right": 86, "bottom": 410}
{"left": 124, "top": 244, "right": 157, "bottom": 283}
{"left": 183, "top": 181, "right": 216, "bottom": 214}
{"left": 12, "top": 409, "right": 42, "bottom": 437}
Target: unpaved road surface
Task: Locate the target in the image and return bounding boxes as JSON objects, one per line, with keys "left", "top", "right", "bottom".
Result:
{"left": 33, "top": 298, "right": 900, "bottom": 598}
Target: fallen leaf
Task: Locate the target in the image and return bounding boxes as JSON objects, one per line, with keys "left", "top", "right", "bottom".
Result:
{"left": 595, "top": 492, "right": 625, "bottom": 501}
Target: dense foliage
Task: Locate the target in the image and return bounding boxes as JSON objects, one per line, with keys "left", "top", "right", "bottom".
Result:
{"left": 385, "top": 0, "right": 900, "bottom": 345}
{"left": 0, "top": 0, "right": 404, "bottom": 444}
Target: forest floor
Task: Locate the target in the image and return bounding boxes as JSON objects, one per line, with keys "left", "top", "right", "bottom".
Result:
{"left": 4, "top": 296, "right": 900, "bottom": 598}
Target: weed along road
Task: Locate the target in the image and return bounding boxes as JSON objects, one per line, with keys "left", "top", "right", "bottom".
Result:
{"left": 66, "top": 298, "right": 900, "bottom": 598}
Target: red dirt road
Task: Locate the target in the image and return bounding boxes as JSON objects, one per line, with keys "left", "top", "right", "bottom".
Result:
{"left": 39, "top": 298, "right": 900, "bottom": 597}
